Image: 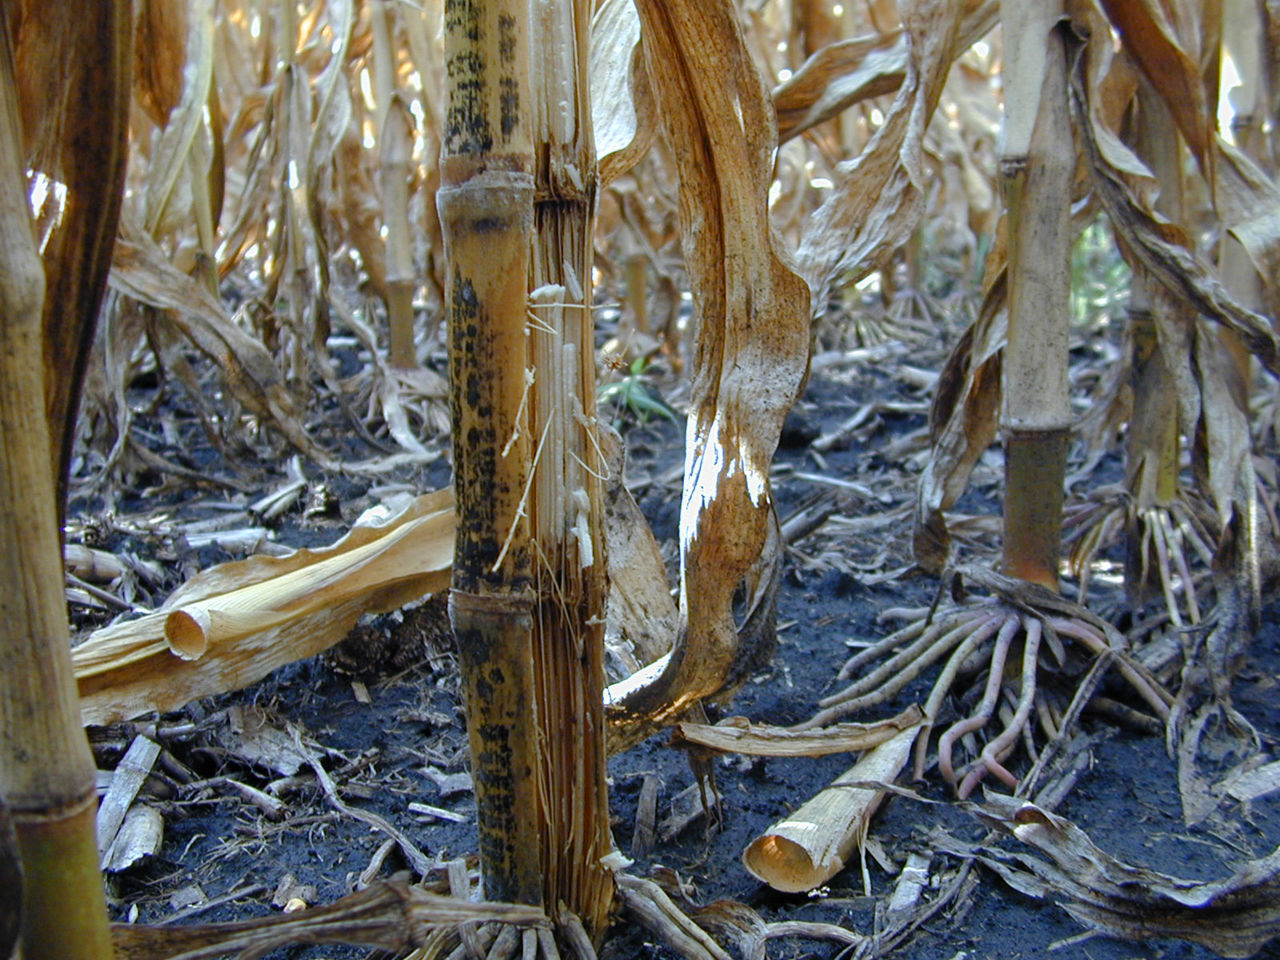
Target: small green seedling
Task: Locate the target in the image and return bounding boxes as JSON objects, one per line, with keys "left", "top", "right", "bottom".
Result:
{"left": 597, "top": 355, "right": 678, "bottom": 428}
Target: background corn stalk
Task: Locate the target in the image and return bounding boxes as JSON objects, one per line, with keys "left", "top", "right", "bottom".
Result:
{"left": 2, "top": 3, "right": 130, "bottom": 957}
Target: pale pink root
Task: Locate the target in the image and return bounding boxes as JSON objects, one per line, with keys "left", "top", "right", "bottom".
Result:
{"left": 938, "top": 614, "right": 1019, "bottom": 789}
{"left": 958, "top": 616, "right": 1042, "bottom": 798}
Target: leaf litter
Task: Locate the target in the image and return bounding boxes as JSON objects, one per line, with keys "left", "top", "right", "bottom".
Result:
{"left": 71, "top": 312, "right": 1280, "bottom": 958}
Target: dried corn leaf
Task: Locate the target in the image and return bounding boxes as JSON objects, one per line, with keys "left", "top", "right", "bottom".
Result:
{"left": 74, "top": 491, "right": 453, "bottom": 725}
{"left": 774, "top": 31, "right": 906, "bottom": 145}
{"left": 142, "top": 0, "right": 214, "bottom": 237}
{"left": 1067, "top": 28, "right": 1280, "bottom": 377}
{"left": 133, "top": 0, "right": 190, "bottom": 126}
{"left": 15, "top": 0, "right": 131, "bottom": 494}
{"left": 913, "top": 228, "right": 1007, "bottom": 573}
{"left": 108, "top": 224, "right": 333, "bottom": 466}
{"left": 590, "top": 0, "right": 656, "bottom": 185}
{"left": 795, "top": 0, "right": 963, "bottom": 315}
{"left": 773, "top": 1, "right": 997, "bottom": 146}
{"left": 308, "top": 0, "right": 355, "bottom": 179}
{"left": 601, "top": 427, "right": 675, "bottom": 675}
{"left": 1096, "top": 0, "right": 1213, "bottom": 177}
{"left": 956, "top": 795, "right": 1280, "bottom": 958}
{"left": 742, "top": 723, "right": 918, "bottom": 894}
{"left": 671, "top": 704, "right": 922, "bottom": 758}
{"left": 606, "top": 0, "right": 809, "bottom": 733}
{"left": 1215, "top": 138, "right": 1280, "bottom": 311}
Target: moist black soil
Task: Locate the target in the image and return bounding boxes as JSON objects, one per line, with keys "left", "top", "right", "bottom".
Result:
{"left": 74, "top": 357, "right": 1280, "bottom": 960}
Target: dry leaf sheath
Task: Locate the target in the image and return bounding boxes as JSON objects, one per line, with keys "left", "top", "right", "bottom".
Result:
{"left": 606, "top": 0, "right": 810, "bottom": 741}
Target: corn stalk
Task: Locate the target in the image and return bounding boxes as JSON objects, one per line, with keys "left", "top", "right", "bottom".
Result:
{"left": 372, "top": 0, "right": 418, "bottom": 369}
{"left": 998, "top": 0, "right": 1072, "bottom": 590}
{"left": 0, "top": 11, "right": 116, "bottom": 959}
{"left": 439, "top": 0, "right": 613, "bottom": 939}
{"left": 1122, "top": 84, "right": 1196, "bottom": 612}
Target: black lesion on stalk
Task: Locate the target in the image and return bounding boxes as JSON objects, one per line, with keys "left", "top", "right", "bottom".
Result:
{"left": 471, "top": 724, "right": 521, "bottom": 885}
{"left": 497, "top": 14, "right": 516, "bottom": 64}
{"left": 443, "top": 0, "right": 481, "bottom": 41}
{"left": 499, "top": 76, "right": 519, "bottom": 140}
{"left": 449, "top": 275, "right": 529, "bottom": 589}
{"left": 442, "top": 18, "right": 492, "bottom": 155}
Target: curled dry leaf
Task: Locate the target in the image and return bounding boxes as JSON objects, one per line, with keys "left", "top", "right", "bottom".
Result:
{"left": 15, "top": 0, "right": 131, "bottom": 498}
{"left": 1095, "top": 0, "right": 1214, "bottom": 177}
{"left": 606, "top": 0, "right": 809, "bottom": 738}
{"left": 912, "top": 226, "right": 1006, "bottom": 574}
{"left": 959, "top": 795, "right": 1280, "bottom": 958}
{"left": 140, "top": 0, "right": 214, "bottom": 238}
{"left": 590, "top": 0, "right": 657, "bottom": 186}
{"left": 773, "top": 0, "right": 997, "bottom": 145}
{"left": 774, "top": 31, "right": 907, "bottom": 145}
{"left": 74, "top": 491, "right": 453, "bottom": 725}
{"left": 133, "top": 0, "right": 190, "bottom": 126}
{"left": 1066, "top": 26, "right": 1280, "bottom": 379}
{"left": 1216, "top": 139, "right": 1280, "bottom": 313}
{"left": 671, "top": 704, "right": 923, "bottom": 758}
{"left": 108, "top": 224, "right": 334, "bottom": 467}
{"left": 600, "top": 425, "right": 675, "bottom": 677}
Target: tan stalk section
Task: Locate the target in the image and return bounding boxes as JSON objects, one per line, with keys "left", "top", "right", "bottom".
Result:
{"left": 382, "top": 94, "right": 417, "bottom": 368}
{"left": 523, "top": 0, "right": 615, "bottom": 937}
{"left": 373, "top": 0, "right": 417, "bottom": 369}
{"left": 0, "top": 14, "right": 114, "bottom": 960}
{"left": 73, "top": 492, "right": 454, "bottom": 726}
{"left": 998, "top": 0, "right": 1072, "bottom": 590}
{"left": 15, "top": 0, "right": 132, "bottom": 514}
{"left": 605, "top": 0, "right": 810, "bottom": 745}
{"left": 742, "top": 724, "right": 918, "bottom": 893}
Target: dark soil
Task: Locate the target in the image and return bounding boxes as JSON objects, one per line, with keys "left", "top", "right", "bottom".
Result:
{"left": 73, "top": 353, "right": 1280, "bottom": 960}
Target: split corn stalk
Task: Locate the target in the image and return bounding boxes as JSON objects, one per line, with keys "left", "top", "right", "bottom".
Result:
{"left": 439, "top": 0, "right": 613, "bottom": 939}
